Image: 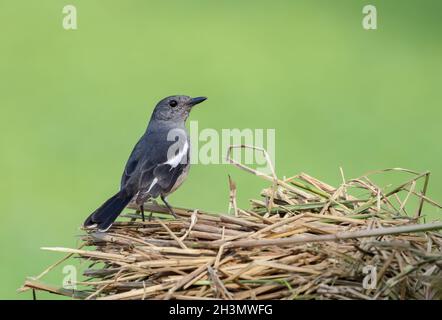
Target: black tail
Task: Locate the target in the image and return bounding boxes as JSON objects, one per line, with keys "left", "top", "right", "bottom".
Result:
{"left": 84, "top": 190, "right": 133, "bottom": 232}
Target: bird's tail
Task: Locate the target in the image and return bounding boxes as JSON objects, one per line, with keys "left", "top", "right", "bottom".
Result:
{"left": 83, "top": 189, "right": 133, "bottom": 232}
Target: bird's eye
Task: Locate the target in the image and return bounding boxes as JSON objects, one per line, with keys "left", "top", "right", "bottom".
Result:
{"left": 169, "top": 100, "right": 178, "bottom": 107}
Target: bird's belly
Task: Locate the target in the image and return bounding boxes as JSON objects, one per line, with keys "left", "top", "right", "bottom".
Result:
{"left": 166, "top": 166, "right": 190, "bottom": 195}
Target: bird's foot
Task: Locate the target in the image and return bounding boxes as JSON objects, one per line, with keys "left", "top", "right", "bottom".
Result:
{"left": 160, "top": 195, "right": 179, "bottom": 219}
{"left": 168, "top": 208, "right": 178, "bottom": 219}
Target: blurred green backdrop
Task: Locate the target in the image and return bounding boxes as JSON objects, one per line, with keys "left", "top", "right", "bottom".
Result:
{"left": 0, "top": 0, "right": 441, "bottom": 299}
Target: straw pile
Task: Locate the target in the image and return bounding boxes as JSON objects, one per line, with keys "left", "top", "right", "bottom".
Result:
{"left": 21, "top": 146, "right": 442, "bottom": 299}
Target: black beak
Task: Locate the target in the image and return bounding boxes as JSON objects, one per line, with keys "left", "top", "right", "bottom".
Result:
{"left": 188, "top": 96, "right": 207, "bottom": 107}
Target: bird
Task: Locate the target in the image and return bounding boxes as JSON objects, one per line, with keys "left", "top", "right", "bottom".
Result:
{"left": 83, "top": 95, "right": 207, "bottom": 232}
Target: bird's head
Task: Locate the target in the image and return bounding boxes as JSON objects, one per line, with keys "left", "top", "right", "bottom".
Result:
{"left": 152, "top": 95, "right": 207, "bottom": 122}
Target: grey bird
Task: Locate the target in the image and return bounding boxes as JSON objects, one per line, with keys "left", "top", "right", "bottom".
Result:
{"left": 83, "top": 95, "right": 207, "bottom": 232}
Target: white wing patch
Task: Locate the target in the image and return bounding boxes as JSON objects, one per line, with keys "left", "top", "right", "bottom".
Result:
{"left": 147, "top": 177, "right": 158, "bottom": 193}
{"left": 165, "top": 140, "right": 188, "bottom": 169}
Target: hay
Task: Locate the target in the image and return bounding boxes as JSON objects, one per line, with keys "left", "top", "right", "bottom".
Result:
{"left": 20, "top": 146, "right": 442, "bottom": 299}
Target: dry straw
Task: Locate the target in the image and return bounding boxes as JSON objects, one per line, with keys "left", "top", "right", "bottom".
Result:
{"left": 20, "top": 145, "right": 442, "bottom": 299}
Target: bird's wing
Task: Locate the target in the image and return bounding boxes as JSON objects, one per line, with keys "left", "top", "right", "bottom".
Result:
{"left": 121, "top": 137, "right": 145, "bottom": 189}
{"left": 138, "top": 139, "right": 190, "bottom": 197}
{"left": 154, "top": 161, "right": 188, "bottom": 190}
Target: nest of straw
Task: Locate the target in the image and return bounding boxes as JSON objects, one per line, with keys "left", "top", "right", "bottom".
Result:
{"left": 21, "top": 146, "right": 442, "bottom": 300}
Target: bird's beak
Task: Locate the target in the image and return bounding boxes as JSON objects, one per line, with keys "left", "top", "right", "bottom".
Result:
{"left": 188, "top": 96, "right": 207, "bottom": 107}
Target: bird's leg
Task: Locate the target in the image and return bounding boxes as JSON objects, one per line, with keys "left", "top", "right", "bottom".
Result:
{"left": 160, "top": 195, "right": 178, "bottom": 218}
{"left": 135, "top": 193, "right": 148, "bottom": 222}
{"left": 140, "top": 204, "right": 145, "bottom": 222}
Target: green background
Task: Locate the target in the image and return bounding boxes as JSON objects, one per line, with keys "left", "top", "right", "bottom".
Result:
{"left": 0, "top": 0, "right": 441, "bottom": 299}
